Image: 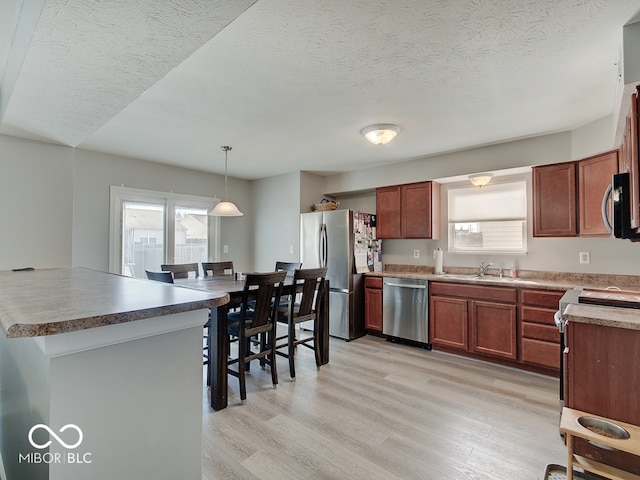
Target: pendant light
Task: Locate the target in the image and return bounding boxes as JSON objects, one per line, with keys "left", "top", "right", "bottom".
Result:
{"left": 209, "top": 146, "right": 243, "bottom": 216}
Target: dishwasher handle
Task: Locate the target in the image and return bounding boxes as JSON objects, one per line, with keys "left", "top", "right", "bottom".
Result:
{"left": 384, "top": 282, "right": 427, "bottom": 289}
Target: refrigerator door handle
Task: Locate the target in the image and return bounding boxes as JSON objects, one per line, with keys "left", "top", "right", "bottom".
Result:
{"left": 320, "top": 223, "right": 328, "bottom": 267}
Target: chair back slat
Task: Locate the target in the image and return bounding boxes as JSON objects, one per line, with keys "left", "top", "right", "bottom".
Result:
{"left": 145, "top": 270, "right": 174, "bottom": 283}
{"left": 202, "top": 261, "right": 234, "bottom": 277}
{"left": 293, "top": 267, "right": 327, "bottom": 317}
{"left": 160, "top": 263, "right": 199, "bottom": 279}
{"left": 275, "top": 261, "right": 302, "bottom": 276}
{"left": 241, "top": 271, "right": 286, "bottom": 330}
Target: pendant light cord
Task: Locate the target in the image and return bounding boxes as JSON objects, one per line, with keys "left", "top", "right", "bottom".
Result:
{"left": 221, "top": 145, "right": 232, "bottom": 200}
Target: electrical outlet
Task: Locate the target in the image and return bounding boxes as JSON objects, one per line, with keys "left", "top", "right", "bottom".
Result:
{"left": 223, "top": 245, "right": 229, "bottom": 254}
{"left": 289, "top": 245, "right": 294, "bottom": 254}
{"left": 579, "top": 251, "right": 590, "bottom": 264}
{"left": 413, "top": 249, "right": 420, "bottom": 258}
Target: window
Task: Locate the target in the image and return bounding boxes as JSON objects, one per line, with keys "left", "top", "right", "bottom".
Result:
{"left": 109, "top": 186, "right": 220, "bottom": 277}
{"left": 447, "top": 180, "right": 527, "bottom": 254}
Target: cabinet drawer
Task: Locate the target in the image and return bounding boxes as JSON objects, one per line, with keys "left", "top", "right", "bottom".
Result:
{"left": 519, "top": 289, "right": 564, "bottom": 308}
{"left": 365, "top": 276, "right": 383, "bottom": 289}
{"left": 520, "top": 306, "right": 557, "bottom": 326}
{"left": 521, "top": 338, "right": 560, "bottom": 370}
{"left": 521, "top": 321, "right": 560, "bottom": 342}
{"left": 430, "top": 282, "right": 516, "bottom": 303}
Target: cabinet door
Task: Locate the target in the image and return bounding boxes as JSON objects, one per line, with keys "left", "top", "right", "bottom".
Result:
{"left": 470, "top": 301, "right": 517, "bottom": 360}
{"left": 566, "top": 321, "right": 640, "bottom": 475}
{"left": 364, "top": 285, "right": 383, "bottom": 332}
{"left": 578, "top": 150, "right": 618, "bottom": 236}
{"left": 401, "top": 182, "right": 432, "bottom": 238}
{"left": 376, "top": 185, "right": 401, "bottom": 239}
{"left": 532, "top": 162, "right": 577, "bottom": 237}
{"left": 430, "top": 296, "right": 468, "bottom": 350}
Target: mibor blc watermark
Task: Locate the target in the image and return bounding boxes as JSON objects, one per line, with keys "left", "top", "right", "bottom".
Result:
{"left": 19, "top": 424, "right": 92, "bottom": 465}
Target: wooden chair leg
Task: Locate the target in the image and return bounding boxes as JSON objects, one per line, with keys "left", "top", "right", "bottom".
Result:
{"left": 313, "top": 319, "right": 321, "bottom": 370}
{"left": 238, "top": 338, "right": 247, "bottom": 403}
{"left": 269, "top": 331, "right": 278, "bottom": 388}
{"left": 288, "top": 320, "right": 296, "bottom": 380}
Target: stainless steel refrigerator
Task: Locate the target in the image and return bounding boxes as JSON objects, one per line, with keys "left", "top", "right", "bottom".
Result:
{"left": 300, "top": 209, "right": 381, "bottom": 340}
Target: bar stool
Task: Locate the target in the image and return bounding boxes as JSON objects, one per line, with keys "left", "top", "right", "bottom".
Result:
{"left": 226, "top": 271, "right": 286, "bottom": 404}
{"left": 275, "top": 267, "right": 327, "bottom": 380}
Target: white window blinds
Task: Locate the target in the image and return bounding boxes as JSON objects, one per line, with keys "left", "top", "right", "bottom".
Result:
{"left": 448, "top": 181, "right": 526, "bottom": 222}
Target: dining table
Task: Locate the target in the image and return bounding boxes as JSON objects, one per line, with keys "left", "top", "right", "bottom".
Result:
{"left": 176, "top": 274, "right": 329, "bottom": 410}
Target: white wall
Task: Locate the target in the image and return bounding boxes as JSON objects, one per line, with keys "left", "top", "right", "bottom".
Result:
{"left": 0, "top": 135, "right": 73, "bottom": 271}
{"left": 73, "top": 150, "right": 253, "bottom": 271}
{"left": 323, "top": 132, "right": 572, "bottom": 194}
{"left": 251, "top": 172, "right": 301, "bottom": 272}
{"left": 72, "top": 148, "right": 253, "bottom": 273}
{"left": 329, "top": 125, "right": 640, "bottom": 277}
{"left": 0, "top": 135, "right": 253, "bottom": 274}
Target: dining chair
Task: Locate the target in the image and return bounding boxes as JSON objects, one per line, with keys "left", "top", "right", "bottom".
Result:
{"left": 275, "top": 261, "right": 302, "bottom": 275}
{"left": 160, "top": 263, "right": 199, "bottom": 279}
{"left": 275, "top": 267, "right": 327, "bottom": 380}
{"left": 202, "top": 261, "right": 234, "bottom": 277}
{"left": 145, "top": 270, "right": 174, "bottom": 283}
{"left": 226, "top": 270, "right": 286, "bottom": 404}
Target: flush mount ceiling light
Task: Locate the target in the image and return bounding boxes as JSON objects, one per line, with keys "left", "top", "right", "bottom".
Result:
{"left": 361, "top": 124, "right": 400, "bottom": 145}
{"left": 468, "top": 173, "right": 494, "bottom": 187}
{"left": 209, "top": 146, "right": 243, "bottom": 217}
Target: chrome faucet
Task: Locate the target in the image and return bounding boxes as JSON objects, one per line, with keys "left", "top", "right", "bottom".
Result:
{"left": 478, "top": 261, "right": 493, "bottom": 277}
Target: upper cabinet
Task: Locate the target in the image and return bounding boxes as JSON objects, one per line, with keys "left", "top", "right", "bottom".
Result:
{"left": 376, "top": 181, "right": 440, "bottom": 239}
{"left": 619, "top": 86, "right": 640, "bottom": 230}
{"left": 533, "top": 150, "right": 619, "bottom": 237}
{"left": 578, "top": 150, "right": 619, "bottom": 236}
{"left": 532, "top": 161, "right": 577, "bottom": 237}
{"left": 375, "top": 185, "right": 402, "bottom": 238}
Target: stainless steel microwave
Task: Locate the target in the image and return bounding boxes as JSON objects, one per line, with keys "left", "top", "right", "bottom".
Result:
{"left": 602, "top": 172, "right": 640, "bottom": 241}
{"left": 609, "top": 172, "right": 640, "bottom": 240}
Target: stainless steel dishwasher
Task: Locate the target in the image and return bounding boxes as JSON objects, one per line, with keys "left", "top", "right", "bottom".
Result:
{"left": 382, "top": 277, "right": 430, "bottom": 348}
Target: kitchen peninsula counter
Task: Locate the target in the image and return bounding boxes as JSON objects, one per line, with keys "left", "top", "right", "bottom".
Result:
{"left": 0, "top": 267, "right": 229, "bottom": 480}
{"left": 0, "top": 267, "right": 228, "bottom": 337}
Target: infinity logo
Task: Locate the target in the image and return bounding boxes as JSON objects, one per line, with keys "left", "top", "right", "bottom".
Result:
{"left": 28, "top": 424, "right": 83, "bottom": 450}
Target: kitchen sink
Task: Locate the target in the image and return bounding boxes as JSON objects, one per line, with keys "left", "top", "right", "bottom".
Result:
{"left": 435, "top": 274, "right": 538, "bottom": 285}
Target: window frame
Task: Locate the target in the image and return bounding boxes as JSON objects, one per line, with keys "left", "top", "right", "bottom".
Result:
{"left": 446, "top": 175, "right": 529, "bottom": 255}
{"left": 109, "top": 186, "right": 220, "bottom": 275}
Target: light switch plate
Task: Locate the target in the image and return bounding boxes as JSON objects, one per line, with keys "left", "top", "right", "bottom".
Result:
{"left": 223, "top": 245, "right": 229, "bottom": 254}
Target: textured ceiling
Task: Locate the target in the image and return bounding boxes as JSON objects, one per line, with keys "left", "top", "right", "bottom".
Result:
{"left": 1, "top": 0, "right": 640, "bottom": 179}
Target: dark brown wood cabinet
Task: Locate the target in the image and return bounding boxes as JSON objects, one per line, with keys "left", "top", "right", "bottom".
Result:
{"left": 532, "top": 161, "right": 577, "bottom": 237}
{"left": 619, "top": 86, "right": 640, "bottom": 231}
{"left": 364, "top": 276, "right": 383, "bottom": 333}
{"left": 376, "top": 181, "right": 440, "bottom": 239}
{"left": 518, "top": 289, "right": 563, "bottom": 371}
{"left": 430, "top": 294, "right": 468, "bottom": 350}
{"left": 430, "top": 282, "right": 516, "bottom": 360}
{"left": 533, "top": 151, "right": 619, "bottom": 237}
{"left": 375, "top": 185, "right": 402, "bottom": 239}
{"left": 578, "top": 150, "right": 619, "bottom": 236}
{"left": 565, "top": 321, "right": 640, "bottom": 476}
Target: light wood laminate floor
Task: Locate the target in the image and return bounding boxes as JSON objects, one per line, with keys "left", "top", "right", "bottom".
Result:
{"left": 203, "top": 334, "right": 567, "bottom": 480}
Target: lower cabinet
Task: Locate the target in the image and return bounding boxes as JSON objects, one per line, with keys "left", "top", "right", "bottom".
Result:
{"left": 518, "top": 289, "right": 563, "bottom": 370}
{"left": 364, "top": 276, "right": 383, "bottom": 333}
{"left": 430, "top": 282, "right": 517, "bottom": 361}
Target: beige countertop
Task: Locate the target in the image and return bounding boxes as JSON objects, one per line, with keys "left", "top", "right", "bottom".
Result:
{"left": 564, "top": 303, "right": 640, "bottom": 331}
{"left": 0, "top": 267, "right": 230, "bottom": 338}
{"left": 367, "top": 264, "right": 640, "bottom": 292}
